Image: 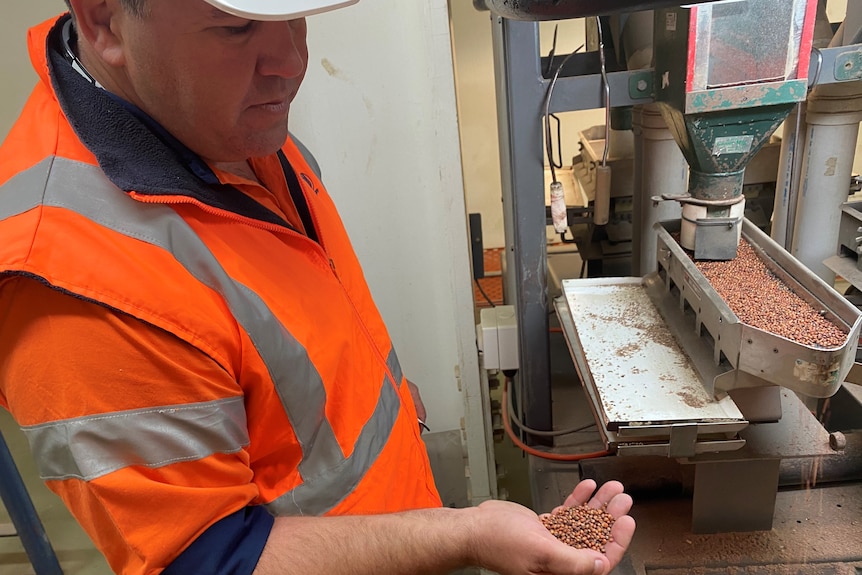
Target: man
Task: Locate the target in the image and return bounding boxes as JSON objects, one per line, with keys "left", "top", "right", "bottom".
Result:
{"left": 0, "top": 0, "right": 635, "bottom": 573}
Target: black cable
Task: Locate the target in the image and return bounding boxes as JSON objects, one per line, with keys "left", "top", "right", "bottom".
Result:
{"left": 543, "top": 44, "right": 585, "bottom": 184}
{"left": 474, "top": 277, "right": 496, "bottom": 308}
{"left": 505, "top": 375, "right": 597, "bottom": 437}
{"left": 549, "top": 113, "right": 564, "bottom": 171}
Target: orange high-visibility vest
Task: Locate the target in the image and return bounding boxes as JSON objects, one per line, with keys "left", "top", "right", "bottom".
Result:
{"left": 0, "top": 15, "right": 441, "bottom": 574}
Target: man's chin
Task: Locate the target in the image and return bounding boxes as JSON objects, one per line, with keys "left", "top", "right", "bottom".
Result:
{"left": 244, "top": 126, "right": 291, "bottom": 159}
{"left": 211, "top": 133, "right": 290, "bottom": 162}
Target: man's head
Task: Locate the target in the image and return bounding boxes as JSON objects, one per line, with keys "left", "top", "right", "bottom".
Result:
{"left": 64, "top": 0, "right": 353, "bottom": 163}
{"left": 64, "top": 0, "right": 147, "bottom": 18}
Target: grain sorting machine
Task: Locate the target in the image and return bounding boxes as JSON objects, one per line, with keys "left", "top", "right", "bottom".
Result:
{"left": 480, "top": 0, "right": 862, "bottom": 571}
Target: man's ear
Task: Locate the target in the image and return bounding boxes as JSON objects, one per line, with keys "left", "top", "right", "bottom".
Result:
{"left": 68, "top": 0, "right": 127, "bottom": 67}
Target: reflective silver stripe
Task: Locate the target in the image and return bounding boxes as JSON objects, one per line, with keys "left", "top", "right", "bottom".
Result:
{"left": 21, "top": 397, "right": 249, "bottom": 481}
{"left": 387, "top": 347, "right": 403, "bottom": 388}
{"left": 268, "top": 347, "right": 403, "bottom": 514}
{"left": 267, "top": 368, "right": 401, "bottom": 515}
{"left": 1, "top": 157, "right": 403, "bottom": 511}
{"left": 0, "top": 157, "right": 50, "bottom": 220}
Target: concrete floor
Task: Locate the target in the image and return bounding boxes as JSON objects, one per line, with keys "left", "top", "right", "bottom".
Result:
{"left": 534, "top": 454, "right": 862, "bottom": 575}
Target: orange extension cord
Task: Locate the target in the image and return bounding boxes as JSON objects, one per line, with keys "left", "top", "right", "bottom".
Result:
{"left": 502, "top": 376, "right": 611, "bottom": 461}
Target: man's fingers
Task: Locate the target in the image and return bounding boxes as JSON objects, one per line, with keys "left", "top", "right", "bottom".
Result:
{"left": 604, "top": 492, "right": 633, "bottom": 519}
{"left": 603, "top": 514, "right": 636, "bottom": 567}
{"left": 540, "top": 546, "right": 608, "bottom": 575}
{"left": 541, "top": 480, "right": 634, "bottom": 575}
{"left": 554, "top": 480, "right": 628, "bottom": 515}
{"left": 406, "top": 380, "right": 427, "bottom": 423}
{"left": 559, "top": 479, "right": 598, "bottom": 509}
{"left": 587, "top": 480, "right": 625, "bottom": 510}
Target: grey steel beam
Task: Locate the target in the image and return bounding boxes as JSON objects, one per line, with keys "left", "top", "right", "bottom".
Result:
{"left": 545, "top": 69, "right": 654, "bottom": 113}
{"left": 491, "top": 17, "right": 553, "bottom": 437}
{"left": 490, "top": 20, "right": 653, "bottom": 437}
{"left": 531, "top": 42, "right": 862, "bottom": 114}
{"left": 809, "top": 44, "right": 862, "bottom": 86}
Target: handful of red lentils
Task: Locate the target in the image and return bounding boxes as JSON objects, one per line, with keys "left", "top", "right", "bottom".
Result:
{"left": 540, "top": 504, "right": 614, "bottom": 553}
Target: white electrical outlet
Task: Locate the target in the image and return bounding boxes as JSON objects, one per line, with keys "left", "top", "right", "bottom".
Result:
{"left": 478, "top": 305, "right": 519, "bottom": 371}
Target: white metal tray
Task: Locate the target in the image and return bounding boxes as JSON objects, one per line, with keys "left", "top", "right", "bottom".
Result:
{"left": 559, "top": 277, "right": 747, "bottom": 455}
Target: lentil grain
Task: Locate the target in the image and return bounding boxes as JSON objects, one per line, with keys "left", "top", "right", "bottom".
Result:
{"left": 689, "top": 238, "right": 847, "bottom": 349}
{"left": 540, "top": 504, "right": 615, "bottom": 553}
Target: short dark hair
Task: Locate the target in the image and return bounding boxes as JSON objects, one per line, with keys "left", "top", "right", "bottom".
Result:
{"left": 63, "top": 0, "right": 148, "bottom": 17}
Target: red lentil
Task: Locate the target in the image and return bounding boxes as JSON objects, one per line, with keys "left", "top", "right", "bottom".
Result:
{"left": 541, "top": 504, "right": 615, "bottom": 553}
{"left": 691, "top": 238, "right": 846, "bottom": 349}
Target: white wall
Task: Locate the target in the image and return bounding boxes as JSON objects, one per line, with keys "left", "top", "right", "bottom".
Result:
{"left": 449, "top": 4, "right": 504, "bottom": 250}
{"left": 0, "top": 1, "right": 66, "bottom": 140}
{"left": 289, "top": 1, "right": 477, "bottom": 433}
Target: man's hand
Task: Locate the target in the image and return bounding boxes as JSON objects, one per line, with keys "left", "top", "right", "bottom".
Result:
{"left": 469, "top": 479, "right": 635, "bottom": 575}
{"left": 405, "top": 379, "right": 427, "bottom": 432}
{"left": 255, "top": 478, "right": 633, "bottom": 575}
{"left": 547, "top": 479, "right": 635, "bottom": 572}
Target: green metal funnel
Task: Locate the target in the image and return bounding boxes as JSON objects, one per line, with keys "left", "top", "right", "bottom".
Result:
{"left": 653, "top": 0, "right": 816, "bottom": 260}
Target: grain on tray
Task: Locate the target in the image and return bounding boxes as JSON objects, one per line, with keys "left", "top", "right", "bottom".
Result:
{"left": 691, "top": 238, "right": 846, "bottom": 348}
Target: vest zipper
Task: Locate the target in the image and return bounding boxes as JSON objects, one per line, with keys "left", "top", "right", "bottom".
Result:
{"left": 129, "top": 193, "right": 305, "bottom": 237}
{"left": 134, "top": 188, "right": 401, "bottom": 388}
{"left": 300, "top": 195, "right": 401, "bottom": 389}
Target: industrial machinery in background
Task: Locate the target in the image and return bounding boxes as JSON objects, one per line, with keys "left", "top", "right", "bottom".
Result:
{"left": 571, "top": 120, "right": 782, "bottom": 277}
{"left": 468, "top": 0, "right": 862, "bottom": 572}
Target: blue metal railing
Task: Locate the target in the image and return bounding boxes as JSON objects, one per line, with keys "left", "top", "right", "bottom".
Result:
{"left": 0, "top": 431, "right": 63, "bottom": 575}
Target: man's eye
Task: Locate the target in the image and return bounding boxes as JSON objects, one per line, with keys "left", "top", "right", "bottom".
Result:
{"left": 223, "top": 21, "right": 254, "bottom": 35}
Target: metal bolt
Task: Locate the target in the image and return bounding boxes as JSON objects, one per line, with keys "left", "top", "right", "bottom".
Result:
{"left": 637, "top": 80, "right": 648, "bottom": 92}
{"left": 829, "top": 431, "right": 846, "bottom": 451}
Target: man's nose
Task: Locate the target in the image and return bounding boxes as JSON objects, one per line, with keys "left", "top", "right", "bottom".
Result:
{"left": 256, "top": 20, "right": 307, "bottom": 78}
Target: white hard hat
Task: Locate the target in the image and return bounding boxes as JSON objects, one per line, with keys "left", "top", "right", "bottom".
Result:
{"left": 202, "top": 0, "right": 359, "bottom": 20}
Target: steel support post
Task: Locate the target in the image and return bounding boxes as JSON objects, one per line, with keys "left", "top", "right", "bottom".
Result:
{"left": 491, "top": 17, "right": 553, "bottom": 437}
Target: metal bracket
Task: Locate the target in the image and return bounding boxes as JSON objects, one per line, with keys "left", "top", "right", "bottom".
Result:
{"left": 668, "top": 423, "right": 699, "bottom": 458}
{"left": 628, "top": 70, "right": 654, "bottom": 101}
{"left": 809, "top": 45, "right": 862, "bottom": 85}
{"left": 693, "top": 217, "right": 742, "bottom": 260}
{"left": 834, "top": 48, "right": 862, "bottom": 82}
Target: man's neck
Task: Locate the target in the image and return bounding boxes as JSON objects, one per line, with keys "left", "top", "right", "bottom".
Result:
{"left": 212, "top": 160, "right": 261, "bottom": 183}
{"left": 70, "top": 24, "right": 144, "bottom": 113}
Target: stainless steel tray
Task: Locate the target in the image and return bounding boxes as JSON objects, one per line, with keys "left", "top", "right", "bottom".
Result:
{"left": 557, "top": 278, "right": 747, "bottom": 457}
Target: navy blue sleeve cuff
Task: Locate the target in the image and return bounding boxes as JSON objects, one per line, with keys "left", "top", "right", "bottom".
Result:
{"left": 163, "top": 505, "right": 275, "bottom": 575}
